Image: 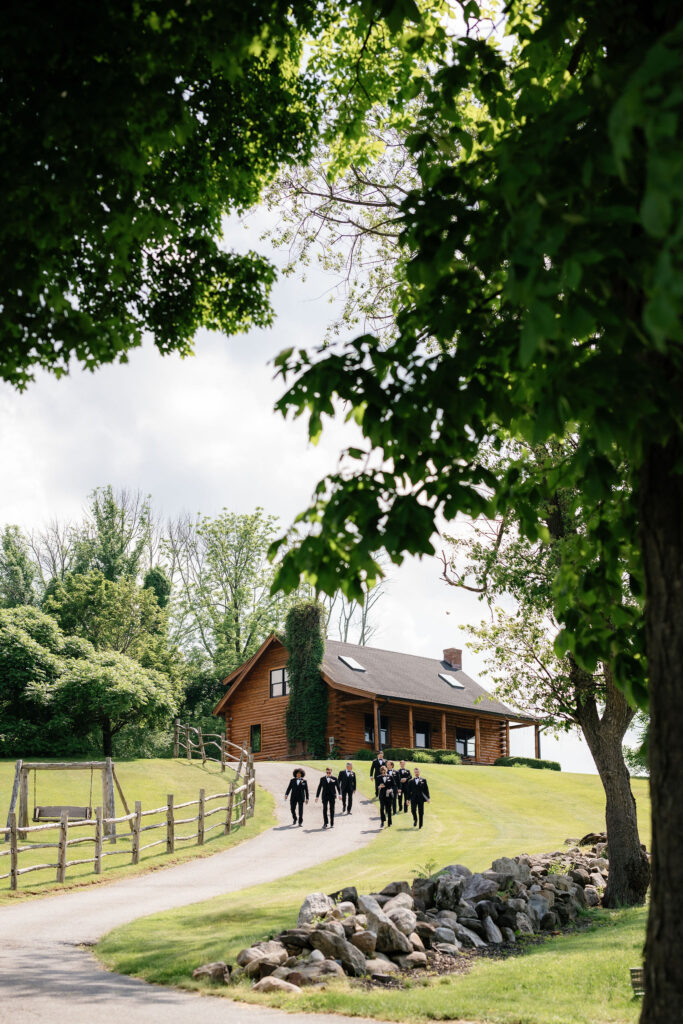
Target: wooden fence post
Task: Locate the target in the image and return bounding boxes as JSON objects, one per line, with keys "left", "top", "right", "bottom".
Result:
{"left": 94, "top": 807, "right": 102, "bottom": 874}
{"left": 9, "top": 812, "right": 18, "bottom": 891}
{"left": 166, "top": 794, "right": 175, "bottom": 853}
{"left": 5, "top": 760, "right": 22, "bottom": 843}
{"left": 198, "top": 788, "right": 205, "bottom": 846}
{"left": 198, "top": 728, "right": 206, "bottom": 764}
{"left": 221, "top": 737, "right": 226, "bottom": 773}
{"left": 225, "top": 783, "right": 234, "bottom": 835}
{"left": 173, "top": 719, "right": 180, "bottom": 758}
{"left": 132, "top": 801, "right": 142, "bottom": 864}
{"left": 19, "top": 767, "right": 29, "bottom": 838}
{"left": 103, "top": 757, "right": 117, "bottom": 842}
{"left": 57, "top": 809, "right": 68, "bottom": 883}
{"left": 185, "top": 724, "right": 191, "bottom": 761}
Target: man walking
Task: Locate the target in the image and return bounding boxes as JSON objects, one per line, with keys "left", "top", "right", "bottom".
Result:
{"left": 370, "top": 749, "right": 387, "bottom": 796}
{"left": 407, "top": 766, "right": 431, "bottom": 829}
{"left": 397, "top": 760, "right": 411, "bottom": 813}
{"left": 315, "top": 767, "right": 340, "bottom": 828}
{"left": 339, "top": 761, "right": 357, "bottom": 814}
{"left": 377, "top": 765, "right": 397, "bottom": 828}
{"left": 284, "top": 768, "right": 309, "bottom": 826}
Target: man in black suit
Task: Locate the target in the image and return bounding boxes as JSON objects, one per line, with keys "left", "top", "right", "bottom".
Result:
{"left": 338, "top": 761, "right": 357, "bottom": 814}
{"left": 284, "top": 768, "right": 309, "bottom": 826}
{"left": 407, "top": 766, "right": 431, "bottom": 829}
{"left": 315, "top": 767, "right": 340, "bottom": 828}
{"left": 397, "top": 760, "right": 412, "bottom": 813}
{"left": 370, "top": 750, "right": 387, "bottom": 796}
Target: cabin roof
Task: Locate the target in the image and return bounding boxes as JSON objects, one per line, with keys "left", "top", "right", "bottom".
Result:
{"left": 215, "top": 634, "right": 534, "bottom": 722}
{"left": 321, "top": 639, "right": 528, "bottom": 719}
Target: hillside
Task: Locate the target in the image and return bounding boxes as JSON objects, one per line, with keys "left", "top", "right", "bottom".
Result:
{"left": 97, "top": 761, "right": 650, "bottom": 1024}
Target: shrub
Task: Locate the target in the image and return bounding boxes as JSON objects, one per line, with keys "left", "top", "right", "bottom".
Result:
{"left": 494, "top": 755, "right": 561, "bottom": 771}
{"left": 352, "top": 748, "right": 375, "bottom": 761}
{"left": 384, "top": 747, "right": 461, "bottom": 765}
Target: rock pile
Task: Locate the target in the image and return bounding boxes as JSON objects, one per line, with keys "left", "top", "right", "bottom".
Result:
{"left": 193, "top": 836, "right": 616, "bottom": 994}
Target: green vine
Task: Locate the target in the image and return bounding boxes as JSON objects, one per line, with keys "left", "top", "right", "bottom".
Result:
{"left": 285, "top": 601, "right": 327, "bottom": 757}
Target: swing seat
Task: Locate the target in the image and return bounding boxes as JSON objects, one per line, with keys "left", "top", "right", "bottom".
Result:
{"left": 33, "top": 805, "right": 92, "bottom": 823}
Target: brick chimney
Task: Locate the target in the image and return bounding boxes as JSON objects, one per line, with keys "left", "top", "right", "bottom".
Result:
{"left": 443, "top": 647, "right": 462, "bottom": 671}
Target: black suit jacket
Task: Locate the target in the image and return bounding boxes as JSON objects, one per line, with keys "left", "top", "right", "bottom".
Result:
{"left": 377, "top": 774, "right": 397, "bottom": 801}
{"left": 370, "top": 757, "right": 387, "bottom": 779}
{"left": 407, "top": 777, "right": 430, "bottom": 802}
{"left": 338, "top": 770, "right": 357, "bottom": 794}
{"left": 397, "top": 768, "right": 412, "bottom": 788}
{"left": 316, "top": 775, "right": 340, "bottom": 800}
{"left": 285, "top": 778, "right": 309, "bottom": 801}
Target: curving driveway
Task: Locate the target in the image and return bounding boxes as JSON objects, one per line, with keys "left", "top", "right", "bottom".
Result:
{"left": 0, "top": 763, "right": 384, "bottom": 1024}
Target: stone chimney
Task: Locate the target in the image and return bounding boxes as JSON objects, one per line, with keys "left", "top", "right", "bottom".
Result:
{"left": 443, "top": 647, "right": 462, "bottom": 671}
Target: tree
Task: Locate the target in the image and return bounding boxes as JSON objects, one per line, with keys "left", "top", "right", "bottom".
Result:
{"left": 53, "top": 651, "right": 179, "bottom": 757}
{"left": 0, "top": 526, "right": 36, "bottom": 607}
{"left": 0, "top": 606, "right": 65, "bottom": 754}
{"left": 442, "top": 462, "right": 649, "bottom": 905}
{"left": 1, "top": 1, "right": 322, "bottom": 388}
{"left": 43, "top": 570, "right": 165, "bottom": 659}
{"left": 284, "top": 601, "right": 327, "bottom": 757}
{"left": 166, "top": 508, "right": 304, "bottom": 678}
{"left": 72, "top": 486, "right": 154, "bottom": 581}
{"left": 271, "top": 5, "right": 683, "bottom": 1017}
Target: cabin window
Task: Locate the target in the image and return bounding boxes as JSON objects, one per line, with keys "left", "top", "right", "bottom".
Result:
{"left": 250, "top": 724, "right": 262, "bottom": 754}
{"left": 269, "top": 668, "right": 289, "bottom": 698}
{"left": 455, "top": 728, "right": 476, "bottom": 758}
{"left": 364, "top": 713, "right": 389, "bottom": 745}
{"left": 414, "top": 721, "right": 431, "bottom": 748}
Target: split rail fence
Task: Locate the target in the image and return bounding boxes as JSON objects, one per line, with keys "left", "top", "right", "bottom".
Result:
{"left": 173, "top": 720, "right": 249, "bottom": 775}
{"left": 0, "top": 743, "right": 255, "bottom": 892}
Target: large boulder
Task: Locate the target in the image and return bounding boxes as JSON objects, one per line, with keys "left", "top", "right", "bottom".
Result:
{"left": 436, "top": 909, "right": 459, "bottom": 928}
{"left": 374, "top": 920, "right": 414, "bottom": 955}
{"left": 288, "top": 960, "right": 344, "bottom": 986}
{"left": 515, "top": 912, "right": 535, "bottom": 935}
{"left": 317, "top": 920, "right": 346, "bottom": 938}
{"left": 365, "top": 958, "right": 400, "bottom": 977}
{"left": 434, "top": 875, "right": 466, "bottom": 911}
{"left": 193, "top": 961, "right": 230, "bottom": 982}
{"left": 381, "top": 880, "right": 411, "bottom": 896}
{"left": 492, "top": 856, "right": 531, "bottom": 883}
{"left": 415, "top": 921, "right": 436, "bottom": 947}
{"left": 383, "top": 893, "right": 414, "bottom": 913}
{"left": 412, "top": 877, "right": 437, "bottom": 909}
{"left": 433, "top": 926, "right": 457, "bottom": 945}
{"left": 386, "top": 906, "right": 418, "bottom": 936}
{"left": 453, "top": 922, "right": 487, "bottom": 949}
{"left": 252, "top": 977, "right": 302, "bottom": 995}
{"left": 358, "top": 894, "right": 386, "bottom": 919}
{"left": 409, "top": 931, "right": 425, "bottom": 951}
{"left": 275, "top": 928, "right": 314, "bottom": 953}
{"left": 584, "top": 885, "right": 601, "bottom": 907}
{"left": 462, "top": 874, "right": 500, "bottom": 904}
{"left": 434, "top": 941, "right": 461, "bottom": 956}
{"left": 351, "top": 930, "right": 376, "bottom": 956}
{"left": 309, "top": 931, "right": 367, "bottom": 976}
{"left": 483, "top": 917, "right": 504, "bottom": 944}
{"left": 441, "top": 864, "right": 472, "bottom": 877}
{"left": 394, "top": 951, "right": 428, "bottom": 970}
{"left": 328, "top": 886, "right": 359, "bottom": 907}
{"left": 298, "top": 893, "right": 336, "bottom": 925}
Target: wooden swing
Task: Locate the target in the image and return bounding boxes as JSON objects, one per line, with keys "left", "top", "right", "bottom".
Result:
{"left": 5, "top": 758, "right": 130, "bottom": 840}
{"left": 32, "top": 764, "right": 94, "bottom": 821}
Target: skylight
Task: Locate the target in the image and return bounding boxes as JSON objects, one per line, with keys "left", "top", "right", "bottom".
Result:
{"left": 439, "top": 672, "right": 465, "bottom": 689}
{"left": 339, "top": 654, "right": 366, "bottom": 672}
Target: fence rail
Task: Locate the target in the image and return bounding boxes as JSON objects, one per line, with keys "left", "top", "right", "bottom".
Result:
{"left": 173, "top": 720, "right": 248, "bottom": 772}
{"left": 1, "top": 738, "right": 255, "bottom": 892}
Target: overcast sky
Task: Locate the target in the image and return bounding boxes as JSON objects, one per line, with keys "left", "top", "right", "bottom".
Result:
{"left": 0, "top": 214, "right": 622, "bottom": 774}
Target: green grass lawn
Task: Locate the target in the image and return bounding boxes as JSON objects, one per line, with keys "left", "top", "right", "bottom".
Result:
{"left": 0, "top": 757, "right": 275, "bottom": 903}
{"left": 97, "top": 761, "right": 650, "bottom": 1023}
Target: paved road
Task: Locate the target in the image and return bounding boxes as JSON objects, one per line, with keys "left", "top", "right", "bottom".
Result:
{"left": 0, "top": 763, "right": 384, "bottom": 1024}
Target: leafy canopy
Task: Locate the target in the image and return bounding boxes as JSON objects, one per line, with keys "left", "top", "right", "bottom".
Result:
{"left": 0, "top": 0, "right": 321, "bottom": 387}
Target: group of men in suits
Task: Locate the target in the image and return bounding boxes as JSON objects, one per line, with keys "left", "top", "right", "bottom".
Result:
{"left": 284, "top": 762, "right": 357, "bottom": 828}
{"left": 283, "top": 750, "right": 430, "bottom": 830}
{"left": 370, "top": 750, "right": 431, "bottom": 829}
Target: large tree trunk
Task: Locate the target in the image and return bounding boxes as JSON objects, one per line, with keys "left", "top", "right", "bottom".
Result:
{"left": 102, "top": 717, "right": 113, "bottom": 757}
{"left": 639, "top": 439, "right": 683, "bottom": 1023}
{"left": 579, "top": 702, "right": 650, "bottom": 906}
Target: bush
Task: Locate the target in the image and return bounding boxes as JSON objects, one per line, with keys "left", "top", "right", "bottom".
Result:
{"left": 352, "top": 748, "right": 375, "bottom": 761}
{"left": 494, "top": 755, "right": 561, "bottom": 771}
{"left": 384, "top": 747, "right": 461, "bottom": 765}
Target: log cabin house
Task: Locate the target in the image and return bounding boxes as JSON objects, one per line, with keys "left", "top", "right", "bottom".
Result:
{"left": 214, "top": 636, "right": 540, "bottom": 763}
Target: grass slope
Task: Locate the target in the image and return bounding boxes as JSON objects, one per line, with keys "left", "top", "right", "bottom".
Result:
{"left": 97, "top": 761, "right": 649, "bottom": 1024}
{"left": 0, "top": 757, "right": 275, "bottom": 903}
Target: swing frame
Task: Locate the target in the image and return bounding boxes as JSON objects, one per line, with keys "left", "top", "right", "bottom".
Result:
{"left": 5, "top": 757, "right": 129, "bottom": 841}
